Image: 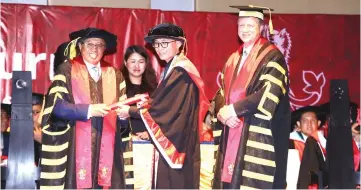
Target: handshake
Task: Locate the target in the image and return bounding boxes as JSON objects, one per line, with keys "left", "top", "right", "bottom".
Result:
{"left": 90, "top": 93, "right": 149, "bottom": 118}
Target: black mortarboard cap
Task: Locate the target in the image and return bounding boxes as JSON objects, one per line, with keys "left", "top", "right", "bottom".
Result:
{"left": 69, "top": 27, "right": 118, "bottom": 55}
{"left": 32, "top": 93, "right": 44, "bottom": 105}
{"left": 230, "top": 5, "right": 275, "bottom": 34}
{"left": 291, "top": 106, "right": 326, "bottom": 129}
{"left": 144, "top": 23, "right": 186, "bottom": 44}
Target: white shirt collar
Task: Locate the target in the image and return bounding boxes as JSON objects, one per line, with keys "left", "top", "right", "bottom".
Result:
{"left": 243, "top": 43, "right": 254, "bottom": 55}
{"left": 83, "top": 59, "right": 100, "bottom": 69}
{"left": 83, "top": 59, "right": 101, "bottom": 80}
{"left": 83, "top": 59, "right": 101, "bottom": 71}
{"left": 163, "top": 55, "right": 177, "bottom": 80}
{"left": 301, "top": 133, "right": 308, "bottom": 141}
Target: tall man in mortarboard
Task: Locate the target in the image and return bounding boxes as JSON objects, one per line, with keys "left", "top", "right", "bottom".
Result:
{"left": 117, "top": 23, "right": 213, "bottom": 189}
{"left": 40, "top": 28, "right": 127, "bottom": 189}
{"left": 212, "top": 5, "right": 291, "bottom": 189}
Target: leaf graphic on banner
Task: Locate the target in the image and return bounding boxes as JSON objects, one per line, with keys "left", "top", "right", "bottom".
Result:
{"left": 302, "top": 71, "right": 326, "bottom": 96}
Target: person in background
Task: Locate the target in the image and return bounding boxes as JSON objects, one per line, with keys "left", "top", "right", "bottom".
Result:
{"left": 1, "top": 104, "right": 10, "bottom": 190}
{"left": 32, "top": 93, "right": 44, "bottom": 166}
{"left": 288, "top": 106, "right": 327, "bottom": 189}
{"left": 53, "top": 41, "right": 71, "bottom": 74}
{"left": 1, "top": 103, "right": 11, "bottom": 160}
{"left": 349, "top": 103, "right": 360, "bottom": 172}
{"left": 289, "top": 106, "right": 327, "bottom": 160}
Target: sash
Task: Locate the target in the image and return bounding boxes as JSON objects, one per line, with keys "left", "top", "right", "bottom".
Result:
{"left": 221, "top": 38, "right": 276, "bottom": 182}
{"left": 71, "top": 58, "right": 117, "bottom": 188}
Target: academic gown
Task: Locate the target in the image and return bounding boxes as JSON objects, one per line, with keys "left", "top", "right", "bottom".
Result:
{"left": 133, "top": 54, "right": 213, "bottom": 189}
{"left": 40, "top": 57, "right": 127, "bottom": 189}
{"left": 212, "top": 38, "right": 291, "bottom": 189}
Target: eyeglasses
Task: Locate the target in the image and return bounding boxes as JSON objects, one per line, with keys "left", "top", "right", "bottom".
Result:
{"left": 84, "top": 43, "right": 105, "bottom": 49}
{"left": 152, "top": 41, "right": 175, "bottom": 48}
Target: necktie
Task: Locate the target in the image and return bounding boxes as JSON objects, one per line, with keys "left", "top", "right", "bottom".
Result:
{"left": 243, "top": 50, "right": 248, "bottom": 57}
{"left": 92, "top": 66, "right": 100, "bottom": 82}
{"left": 237, "top": 50, "right": 248, "bottom": 75}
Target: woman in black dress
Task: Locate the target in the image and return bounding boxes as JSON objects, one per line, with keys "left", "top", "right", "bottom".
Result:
{"left": 120, "top": 45, "right": 157, "bottom": 138}
{"left": 120, "top": 45, "right": 158, "bottom": 189}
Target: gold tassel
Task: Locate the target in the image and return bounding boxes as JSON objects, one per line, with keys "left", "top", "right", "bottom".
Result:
{"left": 178, "top": 37, "right": 188, "bottom": 56}
{"left": 249, "top": 5, "right": 274, "bottom": 34}
{"left": 269, "top": 19, "right": 274, "bottom": 35}
{"left": 64, "top": 37, "right": 81, "bottom": 60}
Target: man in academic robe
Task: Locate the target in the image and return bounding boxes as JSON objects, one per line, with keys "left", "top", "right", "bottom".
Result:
{"left": 53, "top": 41, "right": 71, "bottom": 73}
{"left": 1, "top": 103, "right": 11, "bottom": 161}
{"left": 288, "top": 106, "right": 327, "bottom": 188}
{"left": 350, "top": 103, "right": 360, "bottom": 172}
{"left": 117, "top": 23, "right": 214, "bottom": 189}
{"left": 212, "top": 5, "right": 291, "bottom": 189}
{"left": 1, "top": 103, "right": 10, "bottom": 189}
{"left": 40, "top": 28, "right": 127, "bottom": 189}
{"left": 1, "top": 93, "right": 45, "bottom": 166}
{"left": 289, "top": 106, "right": 327, "bottom": 161}
{"left": 32, "top": 93, "right": 44, "bottom": 166}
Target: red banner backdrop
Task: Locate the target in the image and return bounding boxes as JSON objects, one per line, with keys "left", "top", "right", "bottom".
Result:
{"left": 0, "top": 4, "right": 359, "bottom": 109}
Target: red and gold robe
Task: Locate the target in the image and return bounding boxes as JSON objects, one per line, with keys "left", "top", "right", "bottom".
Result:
{"left": 213, "top": 37, "right": 291, "bottom": 189}
{"left": 40, "top": 56, "right": 127, "bottom": 189}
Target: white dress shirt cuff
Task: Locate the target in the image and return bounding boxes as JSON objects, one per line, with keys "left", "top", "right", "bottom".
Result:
{"left": 87, "top": 104, "right": 92, "bottom": 119}
{"left": 229, "top": 104, "right": 237, "bottom": 117}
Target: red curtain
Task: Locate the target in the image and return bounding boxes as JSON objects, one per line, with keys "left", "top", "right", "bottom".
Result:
{"left": 0, "top": 4, "right": 359, "bottom": 109}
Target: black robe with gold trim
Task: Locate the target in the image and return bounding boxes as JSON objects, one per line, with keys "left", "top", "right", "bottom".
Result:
{"left": 212, "top": 40, "right": 291, "bottom": 189}
{"left": 134, "top": 54, "right": 214, "bottom": 189}
{"left": 39, "top": 59, "right": 127, "bottom": 189}
{"left": 143, "top": 66, "right": 201, "bottom": 189}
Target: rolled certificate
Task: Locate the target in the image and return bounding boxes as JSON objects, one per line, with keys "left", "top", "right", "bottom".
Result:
{"left": 109, "top": 93, "right": 149, "bottom": 110}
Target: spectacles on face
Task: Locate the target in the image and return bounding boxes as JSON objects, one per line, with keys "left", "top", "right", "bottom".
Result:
{"left": 152, "top": 41, "right": 175, "bottom": 48}
{"left": 84, "top": 42, "right": 105, "bottom": 49}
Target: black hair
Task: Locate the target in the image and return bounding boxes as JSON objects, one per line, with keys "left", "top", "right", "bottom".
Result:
{"left": 121, "top": 45, "right": 157, "bottom": 93}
